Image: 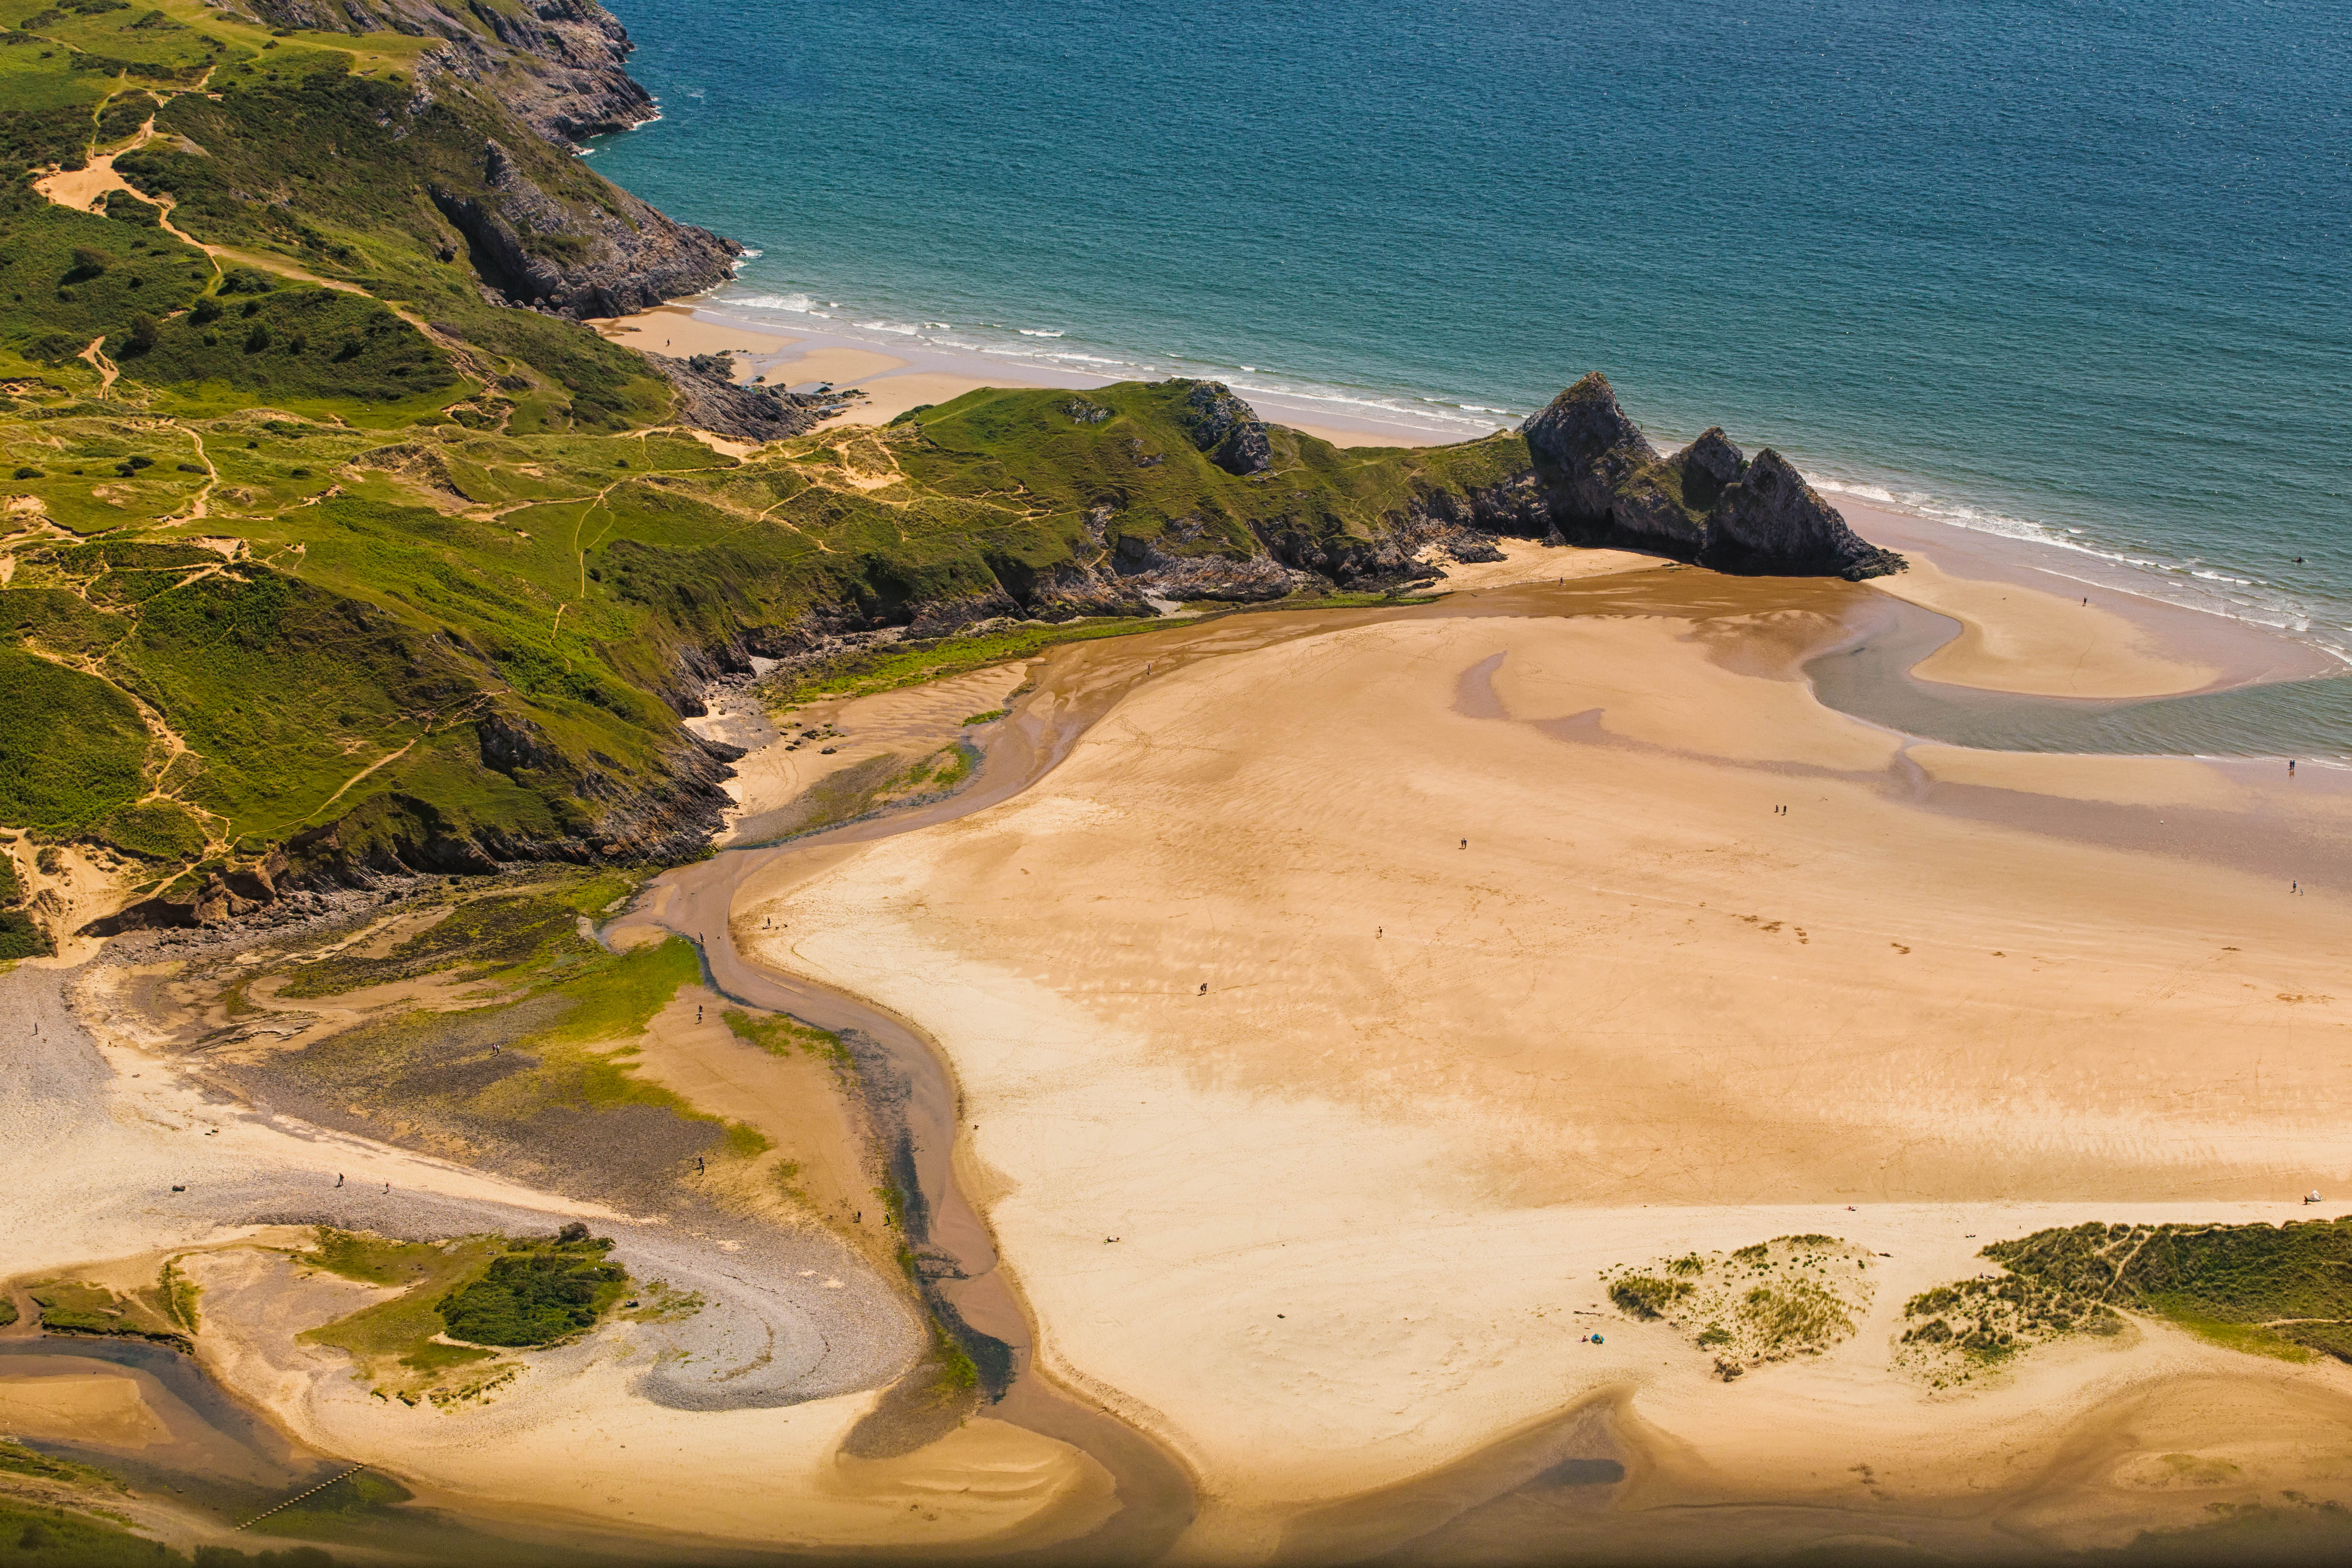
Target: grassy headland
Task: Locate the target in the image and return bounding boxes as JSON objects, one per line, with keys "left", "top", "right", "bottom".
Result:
{"left": 0, "top": 0, "right": 1539, "bottom": 955}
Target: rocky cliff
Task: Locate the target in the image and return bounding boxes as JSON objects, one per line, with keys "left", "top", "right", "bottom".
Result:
{"left": 429, "top": 138, "right": 740, "bottom": 317}
{"left": 234, "top": 0, "right": 743, "bottom": 318}
{"left": 233, "top": 0, "right": 658, "bottom": 146}
{"left": 1519, "top": 374, "right": 1904, "bottom": 580}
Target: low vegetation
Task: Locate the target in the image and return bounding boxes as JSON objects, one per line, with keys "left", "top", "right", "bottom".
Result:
{"left": 435, "top": 1222, "right": 627, "bottom": 1346}
{"left": 723, "top": 1005, "right": 852, "bottom": 1074}
{"left": 1603, "top": 1234, "right": 1874, "bottom": 1379}
{"left": 1896, "top": 1275, "right": 2125, "bottom": 1389}
{"left": 1895, "top": 1217, "right": 2352, "bottom": 1388}
{"left": 298, "top": 1223, "right": 625, "bottom": 1406}
{"left": 25, "top": 1256, "right": 198, "bottom": 1346}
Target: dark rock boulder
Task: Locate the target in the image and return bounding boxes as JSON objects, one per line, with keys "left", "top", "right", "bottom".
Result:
{"left": 1522, "top": 370, "right": 1656, "bottom": 471}
{"left": 646, "top": 352, "right": 820, "bottom": 444}
{"left": 1174, "top": 381, "right": 1274, "bottom": 476}
{"left": 429, "top": 140, "right": 741, "bottom": 319}
{"left": 1701, "top": 450, "right": 1905, "bottom": 581}
{"left": 1675, "top": 432, "right": 1750, "bottom": 493}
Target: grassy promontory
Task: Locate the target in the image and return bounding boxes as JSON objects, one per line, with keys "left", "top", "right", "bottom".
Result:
{"left": 0, "top": 0, "right": 1540, "bottom": 948}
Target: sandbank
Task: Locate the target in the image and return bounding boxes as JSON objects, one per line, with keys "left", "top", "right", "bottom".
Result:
{"left": 1847, "top": 498, "right": 2339, "bottom": 697}
{"left": 182, "top": 1246, "right": 1115, "bottom": 1553}
{"left": 1871, "top": 551, "right": 2220, "bottom": 699}
{"left": 735, "top": 593, "right": 2352, "bottom": 1551}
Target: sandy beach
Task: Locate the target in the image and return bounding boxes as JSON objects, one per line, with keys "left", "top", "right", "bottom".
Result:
{"left": 591, "top": 301, "right": 1490, "bottom": 446}
{"left": 731, "top": 570, "right": 2352, "bottom": 1555}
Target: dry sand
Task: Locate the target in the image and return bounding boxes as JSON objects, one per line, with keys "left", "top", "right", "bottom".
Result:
{"left": 734, "top": 590, "right": 2352, "bottom": 1553}
{"left": 835, "top": 370, "right": 1050, "bottom": 426}
{"left": 589, "top": 304, "right": 790, "bottom": 362}
{"left": 1423, "top": 537, "right": 1663, "bottom": 594}
{"left": 620, "top": 980, "right": 881, "bottom": 1255}
{"left": 0, "top": 1366, "right": 172, "bottom": 1448}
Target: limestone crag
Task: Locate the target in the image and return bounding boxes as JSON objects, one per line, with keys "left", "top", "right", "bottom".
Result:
{"left": 429, "top": 139, "right": 740, "bottom": 318}
{"left": 1176, "top": 380, "right": 1275, "bottom": 476}
{"left": 1518, "top": 374, "right": 1904, "bottom": 581}
{"left": 645, "top": 352, "right": 821, "bottom": 444}
{"left": 236, "top": 0, "right": 657, "bottom": 147}
{"left": 1706, "top": 449, "right": 1905, "bottom": 579}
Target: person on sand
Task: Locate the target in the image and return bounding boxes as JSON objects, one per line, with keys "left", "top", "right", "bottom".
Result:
{"left": 335, "top": 1173, "right": 343, "bottom": 1188}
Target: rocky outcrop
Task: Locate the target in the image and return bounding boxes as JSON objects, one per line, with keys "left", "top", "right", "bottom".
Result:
{"left": 1175, "top": 381, "right": 1274, "bottom": 476}
{"left": 236, "top": 0, "right": 658, "bottom": 147}
{"left": 1703, "top": 450, "right": 1905, "bottom": 579}
{"left": 430, "top": 139, "right": 740, "bottom": 319}
{"left": 1518, "top": 374, "right": 1904, "bottom": 581}
{"left": 645, "top": 353, "right": 821, "bottom": 444}
{"left": 229, "top": 1, "right": 741, "bottom": 318}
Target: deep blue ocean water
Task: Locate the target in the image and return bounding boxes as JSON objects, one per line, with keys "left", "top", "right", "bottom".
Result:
{"left": 588, "top": 0, "right": 2352, "bottom": 657}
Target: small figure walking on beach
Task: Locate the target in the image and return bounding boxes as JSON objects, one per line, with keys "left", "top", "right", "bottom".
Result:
{"left": 1460, "top": 838, "right": 1468, "bottom": 848}
{"left": 2289, "top": 760, "right": 2297, "bottom": 776}
{"left": 1199, "top": 982, "right": 1209, "bottom": 995}
{"left": 336, "top": 1173, "right": 343, "bottom": 1188}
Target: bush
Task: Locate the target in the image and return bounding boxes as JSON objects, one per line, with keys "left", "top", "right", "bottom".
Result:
{"left": 124, "top": 310, "right": 158, "bottom": 352}
{"left": 438, "top": 1237, "right": 625, "bottom": 1346}
{"left": 10, "top": 466, "right": 39, "bottom": 480}
{"left": 1609, "top": 1274, "right": 1694, "bottom": 1319}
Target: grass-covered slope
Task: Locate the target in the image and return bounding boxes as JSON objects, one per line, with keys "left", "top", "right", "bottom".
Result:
{"left": 0, "top": 1, "right": 1566, "bottom": 945}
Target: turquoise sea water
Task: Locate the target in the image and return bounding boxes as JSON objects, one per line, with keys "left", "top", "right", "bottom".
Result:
{"left": 588, "top": 0, "right": 2352, "bottom": 660}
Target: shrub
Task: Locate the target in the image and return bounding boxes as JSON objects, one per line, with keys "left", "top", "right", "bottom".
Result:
{"left": 1609, "top": 1274, "right": 1694, "bottom": 1319}
{"left": 10, "top": 467, "right": 39, "bottom": 480}
{"left": 438, "top": 1236, "right": 625, "bottom": 1346}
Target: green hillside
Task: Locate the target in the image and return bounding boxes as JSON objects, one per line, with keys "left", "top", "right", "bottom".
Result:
{"left": 0, "top": 0, "right": 1544, "bottom": 945}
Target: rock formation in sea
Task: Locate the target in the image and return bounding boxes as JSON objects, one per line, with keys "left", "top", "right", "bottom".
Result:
{"left": 1519, "top": 373, "right": 1905, "bottom": 580}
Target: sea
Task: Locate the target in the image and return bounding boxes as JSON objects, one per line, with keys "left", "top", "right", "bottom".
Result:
{"left": 585, "top": 0, "right": 2352, "bottom": 664}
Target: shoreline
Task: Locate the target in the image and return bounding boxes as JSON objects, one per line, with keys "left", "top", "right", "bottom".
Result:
{"left": 593, "top": 300, "right": 2350, "bottom": 710}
